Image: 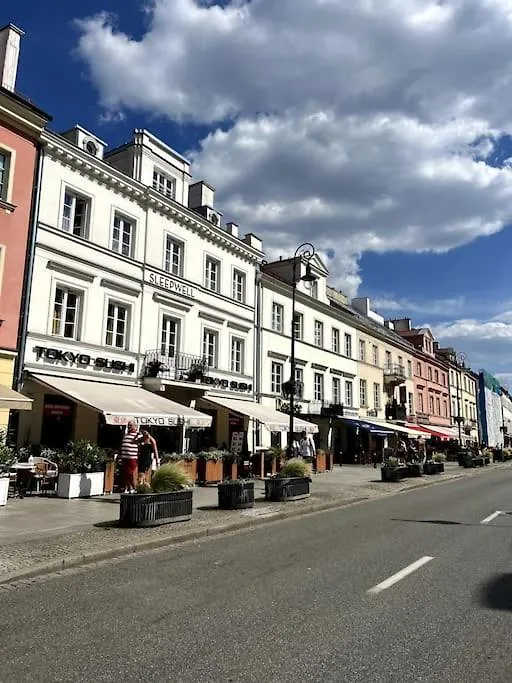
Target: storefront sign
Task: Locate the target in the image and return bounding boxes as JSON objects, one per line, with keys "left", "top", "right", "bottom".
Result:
{"left": 203, "top": 375, "right": 253, "bottom": 392}
{"left": 43, "top": 403, "right": 72, "bottom": 417}
{"left": 34, "top": 346, "right": 135, "bottom": 374}
{"left": 147, "top": 272, "right": 195, "bottom": 298}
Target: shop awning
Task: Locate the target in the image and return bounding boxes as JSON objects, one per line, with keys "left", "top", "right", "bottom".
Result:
{"left": 407, "top": 424, "right": 451, "bottom": 441}
{"left": 201, "top": 396, "right": 319, "bottom": 434}
{"left": 0, "top": 385, "right": 33, "bottom": 411}
{"left": 419, "top": 424, "right": 458, "bottom": 439}
{"left": 30, "top": 374, "right": 212, "bottom": 428}
{"left": 338, "top": 417, "right": 395, "bottom": 436}
{"left": 363, "top": 419, "right": 429, "bottom": 438}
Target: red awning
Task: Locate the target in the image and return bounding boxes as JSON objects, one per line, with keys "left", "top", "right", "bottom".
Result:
{"left": 407, "top": 424, "right": 450, "bottom": 441}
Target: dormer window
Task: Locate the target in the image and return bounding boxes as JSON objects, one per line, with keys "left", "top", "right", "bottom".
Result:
{"left": 153, "top": 169, "right": 176, "bottom": 199}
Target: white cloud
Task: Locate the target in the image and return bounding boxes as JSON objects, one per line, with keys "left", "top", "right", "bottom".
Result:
{"left": 75, "top": 0, "right": 512, "bottom": 294}
{"left": 372, "top": 296, "right": 466, "bottom": 317}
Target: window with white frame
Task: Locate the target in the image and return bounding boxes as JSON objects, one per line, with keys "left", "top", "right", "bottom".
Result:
{"left": 295, "top": 367, "right": 304, "bottom": 398}
{"left": 385, "top": 351, "right": 392, "bottom": 371}
{"left": 408, "top": 392, "right": 414, "bottom": 416}
{"left": 271, "top": 362, "right": 283, "bottom": 394}
{"left": 345, "top": 380, "right": 353, "bottom": 406}
{"left": 105, "top": 301, "right": 129, "bottom": 349}
{"left": 452, "top": 399, "right": 457, "bottom": 418}
{"left": 359, "top": 339, "right": 366, "bottom": 362}
{"left": 153, "top": 169, "right": 176, "bottom": 199}
{"left": 0, "top": 151, "right": 10, "bottom": 201}
{"left": 272, "top": 302, "right": 284, "bottom": 333}
{"left": 62, "top": 189, "right": 90, "bottom": 238}
{"left": 309, "top": 280, "right": 318, "bottom": 298}
{"left": 230, "top": 337, "right": 245, "bottom": 374}
{"left": 332, "top": 328, "right": 340, "bottom": 353}
{"left": 332, "top": 377, "right": 341, "bottom": 404}
{"left": 429, "top": 395, "right": 434, "bottom": 414}
{"left": 293, "top": 312, "right": 303, "bottom": 340}
{"left": 232, "top": 270, "right": 246, "bottom": 303}
{"left": 435, "top": 369, "right": 439, "bottom": 384}
{"left": 373, "top": 382, "right": 380, "bottom": 410}
{"left": 428, "top": 366, "right": 432, "bottom": 380}
{"left": 202, "top": 329, "right": 219, "bottom": 368}
{"left": 359, "top": 379, "right": 367, "bottom": 406}
{"left": 314, "top": 320, "right": 324, "bottom": 347}
{"left": 160, "top": 315, "right": 180, "bottom": 357}
{"left": 205, "top": 257, "right": 220, "bottom": 292}
{"left": 164, "top": 235, "right": 184, "bottom": 276}
{"left": 344, "top": 333, "right": 352, "bottom": 358}
{"left": 314, "top": 373, "right": 324, "bottom": 401}
{"left": 52, "top": 286, "right": 82, "bottom": 339}
{"left": 436, "top": 397, "right": 441, "bottom": 415}
{"left": 112, "top": 213, "right": 134, "bottom": 258}
{"left": 372, "top": 344, "right": 379, "bottom": 366}
{"left": 418, "top": 392, "right": 424, "bottom": 412}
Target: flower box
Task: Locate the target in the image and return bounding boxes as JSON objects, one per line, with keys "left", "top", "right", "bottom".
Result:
{"left": 119, "top": 489, "right": 193, "bottom": 527}
{"left": 264, "top": 476, "right": 311, "bottom": 501}
{"left": 0, "top": 477, "right": 8, "bottom": 506}
{"left": 177, "top": 459, "right": 197, "bottom": 483}
{"left": 57, "top": 472, "right": 105, "bottom": 499}
{"left": 218, "top": 481, "right": 254, "bottom": 509}
{"left": 197, "top": 459, "right": 223, "bottom": 484}
{"left": 407, "top": 463, "right": 423, "bottom": 477}
{"left": 423, "top": 462, "right": 440, "bottom": 475}
{"left": 381, "top": 465, "right": 408, "bottom": 482}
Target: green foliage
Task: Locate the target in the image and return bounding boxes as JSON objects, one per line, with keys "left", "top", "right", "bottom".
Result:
{"left": 280, "top": 457, "right": 311, "bottom": 478}
{"left": 197, "top": 449, "right": 229, "bottom": 462}
{"left": 0, "top": 429, "right": 15, "bottom": 467}
{"left": 433, "top": 453, "right": 446, "bottom": 463}
{"left": 385, "top": 457, "right": 399, "bottom": 468}
{"left": 266, "top": 446, "right": 285, "bottom": 460}
{"left": 135, "top": 482, "right": 152, "bottom": 494}
{"left": 161, "top": 452, "right": 197, "bottom": 463}
{"left": 56, "top": 440, "right": 107, "bottom": 474}
{"left": 151, "top": 462, "right": 190, "bottom": 492}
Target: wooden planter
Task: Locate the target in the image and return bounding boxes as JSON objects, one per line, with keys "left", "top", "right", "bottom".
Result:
{"left": 197, "top": 459, "right": 223, "bottom": 484}
{"left": 119, "top": 490, "right": 193, "bottom": 527}
{"left": 177, "top": 459, "right": 197, "bottom": 483}
{"left": 104, "top": 461, "right": 115, "bottom": 494}
{"left": 218, "top": 481, "right": 254, "bottom": 509}
{"left": 314, "top": 452, "right": 327, "bottom": 473}
{"left": 222, "top": 460, "right": 238, "bottom": 481}
{"left": 264, "top": 476, "right": 311, "bottom": 501}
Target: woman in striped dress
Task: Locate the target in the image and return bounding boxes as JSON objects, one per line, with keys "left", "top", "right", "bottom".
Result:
{"left": 121, "top": 421, "right": 142, "bottom": 493}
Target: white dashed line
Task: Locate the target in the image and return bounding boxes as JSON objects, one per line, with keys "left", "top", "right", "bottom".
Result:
{"left": 481, "top": 511, "right": 502, "bottom": 524}
{"left": 367, "top": 556, "right": 434, "bottom": 595}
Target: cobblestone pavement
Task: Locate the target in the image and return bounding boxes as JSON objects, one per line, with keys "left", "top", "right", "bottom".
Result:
{"left": 0, "top": 462, "right": 507, "bottom": 582}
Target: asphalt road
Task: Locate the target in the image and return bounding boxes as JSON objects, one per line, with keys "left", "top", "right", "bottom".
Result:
{"left": 2, "top": 468, "right": 512, "bottom": 682}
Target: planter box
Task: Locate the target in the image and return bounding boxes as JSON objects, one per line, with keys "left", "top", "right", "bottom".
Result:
{"left": 222, "top": 461, "right": 238, "bottom": 481}
{"left": 436, "top": 462, "right": 445, "bottom": 473}
{"left": 381, "top": 466, "right": 407, "bottom": 482}
{"left": 119, "top": 489, "right": 193, "bottom": 527}
{"left": 314, "top": 453, "right": 327, "bottom": 473}
{"left": 0, "top": 477, "right": 8, "bottom": 506}
{"left": 325, "top": 452, "right": 334, "bottom": 471}
{"left": 473, "top": 457, "right": 484, "bottom": 468}
{"left": 461, "top": 454, "right": 474, "bottom": 468}
{"left": 57, "top": 472, "right": 105, "bottom": 499}
{"left": 483, "top": 456, "right": 491, "bottom": 466}
{"left": 197, "top": 459, "right": 223, "bottom": 484}
{"left": 177, "top": 459, "right": 197, "bottom": 483}
{"left": 264, "top": 476, "right": 311, "bottom": 501}
{"left": 218, "top": 481, "right": 255, "bottom": 509}
{"left": 407, "top": 463, "right": 423, "bottom": 477}
{"left": 104, "top": 461, "right": 115, "bottom": 494}
{"left": 424, "top": 462, "right": 440, "bottom": 475}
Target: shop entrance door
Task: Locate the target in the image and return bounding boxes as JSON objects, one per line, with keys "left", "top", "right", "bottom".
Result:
{"left": 40, "top": 394, "right": 75, "bottom": 448}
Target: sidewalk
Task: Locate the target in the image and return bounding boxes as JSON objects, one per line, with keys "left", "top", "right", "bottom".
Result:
{"left": 0, "top": 462, "right": 504, "bottom": 583}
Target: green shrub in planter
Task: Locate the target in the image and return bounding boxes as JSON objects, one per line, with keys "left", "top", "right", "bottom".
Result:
{"left": 56, "top": 440, "right": 107, "bottom": 474}
{"left": 280, "top": 457, "right": 312, "bottom": 478}
{"left": 197, "top": 449, "right": 228, "bottom": 462}
{"left": 433, "top": 453, "right": 446, "bottom": 463}
{"left": 151, "top": 463, "right": 190, "bottom": 492}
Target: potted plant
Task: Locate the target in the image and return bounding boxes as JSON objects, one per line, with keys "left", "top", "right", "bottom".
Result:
{"left": 432, "top": 453, "right": 446, "bottom": 473}
{"left": 314, "top": 449, "right": 327, "bottom": 473}
{"left": 381, "top": 456, "right": 407, "bottom": 482}
{"left": 265, "top": 457, "right": 312, "bottom": 501}
{"left": 56, "top": 440, "right": 107, "bottom": 498}
{"left": 407, "top": 460, "right": 423, "bottom": 477}
{"left": 119, "top": 462, "right": 193, "bottom": 527}
{"left": 217, "top": 479, "right": 255, "bottom": 509}
{"left": 197, "top": 449, "right": 226, "bottom": 484}
{"left": 0, "top": 434, "right": 14, "bottom": 506}
{"left": 162, "top": 452, "right": 198, "bottom": 483}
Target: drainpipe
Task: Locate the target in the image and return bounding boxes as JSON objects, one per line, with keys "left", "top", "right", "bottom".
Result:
{"left": 14, "top": 142, "right": 44, "bottom": 391}
{"left": 253, "top": 266, "right": 263, "bottom": 451}
{"left": 136, "top": 188, "right": 150, "bottom": 384}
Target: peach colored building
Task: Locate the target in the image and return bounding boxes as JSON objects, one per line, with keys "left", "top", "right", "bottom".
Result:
{"left": 0, "top": 24, "right": 51, "bottom": 430}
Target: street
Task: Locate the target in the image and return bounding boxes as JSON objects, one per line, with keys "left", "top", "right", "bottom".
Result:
{"left": 2, "top": 468, "right": 512, "bottom": 682}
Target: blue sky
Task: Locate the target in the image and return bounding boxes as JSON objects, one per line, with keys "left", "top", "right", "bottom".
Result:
{"left": 9, "top": 0, "right": 512, "bottom": 383}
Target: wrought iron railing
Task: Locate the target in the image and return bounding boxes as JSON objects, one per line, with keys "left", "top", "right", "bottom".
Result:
{"left": 143, "top": 350, "right": 210, "bottom": 382}
{"left": 383, "top": 364, "right": 406, "bottom": 380}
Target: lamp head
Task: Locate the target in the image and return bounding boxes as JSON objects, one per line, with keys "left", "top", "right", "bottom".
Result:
{"left": 301, "top": 263, "right": 317, "bottom": 283}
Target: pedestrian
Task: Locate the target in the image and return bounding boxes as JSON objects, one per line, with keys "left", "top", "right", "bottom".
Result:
{"left": 299, "top": 431, "right": 315, "bottom": 459}
{"left": 138, "top": 429, "right": 159, "bottom": 486}
{"left": 120, "top": 420, "right": 142, "bottom": 493}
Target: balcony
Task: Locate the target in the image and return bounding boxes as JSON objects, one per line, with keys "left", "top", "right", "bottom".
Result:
{"left": 385, "top": 402, "right": 407, "bottom": 421}
{"left": 307, "top": 401, "right": 345, "bottom": 417}
{"left": 383, "top": 364, "right": 406, "bottom": 387}
{"left": 143, "top": 350, "right": 209, "bottom": 383}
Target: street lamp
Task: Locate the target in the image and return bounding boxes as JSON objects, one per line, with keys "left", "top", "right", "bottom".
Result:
{"left": 454, "top": 351, "right": 466, "bottom": 444}
{"left": 283, "top": 242, "right": 317, "bottom": 458}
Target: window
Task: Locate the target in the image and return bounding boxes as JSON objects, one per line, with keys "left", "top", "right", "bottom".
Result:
{"left": 314, "top": 320, "right": 324, "bottom": 347}
{"left": 359, "top": 339, "right": 366, "bottom": 362}
{"left": 398, "top": 355, "right": 403, "bottom": 372}
{"left": 418, "top": 393, "right": 424, "bottom": 412}
{"left": 408, "top": 392, "right": 414, "bottom": 416}
{"left": 62, "top": 190, "right": 90, "bottom": 238}
{"left": 428, "top": 367, "right": 432, "bottom": 381}
{"left": 332, "top": 377, "right": 341, "bottom": 404}
{"left": 443, "top": 400, "right": 448, "bottom": 417}
{"left": 332, "top": 328, "right": 340, "bottom": 353}
{"left": 232, "top": 270, "right": 246, "bottom": 303}
{"left": 436, "top": 397, "right": 440, "bottom": 415}
{"left": 203, "top": 329, "right": 219, "bottom": 368}
{"left": 164, "top": 235, "right": 184, "bottom": 276}
{"left": 112, "top": 213, "right": 134, "bottom": 258}
{"left": 434, "top": 369, "right": 439, "bottom": 384}
{"left": 385, "top": 351, "right": 392, "bottom": 370}
{"left": 463, "top": 375, "right": 467, "bottom": 392}
{"left": 372, "top": 345, "right": 379, "bottom": 366}
{"left": 271, "top": 362, "right": 283, "bottom": 394}
{"left": 359, "top": 379, "right": 367, "bottom": 406}
{"left": 295, "top": 367, "right": 304, "bottom": 398}
{"left": 344, "top": 333, "right": 352, "bottom": 358}
{"left": 309, "top": 281, "right": 318, "bottom": 298}
{"left": 293, "top": 313, "right": 304, "bottom": 340}
{"left": 153, "top": 169, "right": 176, "bottom": 199}
{"left": 230, "top": 337, "right": 245, "bottom": 374}
{"left": 105, "top": 301, "right": 129, "bottom": 349}
{"left": 407, "top": 360, "right": 412, "bottom": 378}
{"left": 272, "top": 302, "right": 284, "bottom": 333}
{"left": 161, "top": 316, "right": 179, "bottom": 357}
{"left": 416, "top": 362, "right": 421, "bottom": 377}
{"left": 205, "top": 257, "right": 220, "bottom": 292}
{"left": 442, "top": 373, "right": 446, "bottom": 386}
{"left": 429, "top": 395, "right": 434, "bottom": 414}
{"left": 314, "top": 373, "right": 324, "bottom": 401}
{"left": 52, "top": 286, "right": 81, "bottom": 339}
{"left": 0, "top": 152, "right": 8, "bottom": 200}
{"left": 373, "top": 383, "right": 380, "bottom": 410}
{"left": 345, "top": 380, "right": 353, "bottom": 406}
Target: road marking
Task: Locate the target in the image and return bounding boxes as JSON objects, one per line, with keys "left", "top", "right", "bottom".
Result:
{"left": 367, "top": 556, "right": 434, "bottom": 595}
{"left": 481, "top": 511, "right": 502, "bottom": 524}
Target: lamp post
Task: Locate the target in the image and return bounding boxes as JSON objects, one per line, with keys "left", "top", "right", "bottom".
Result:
{"left": 284, "top": 242, "right": 317, "bottom": 458}
{"left": 454, "top": 351, "right": 466, "bottom": 445}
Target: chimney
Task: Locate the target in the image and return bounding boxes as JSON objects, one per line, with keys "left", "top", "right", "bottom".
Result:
{"left": 242, "top": 233, "right": 263, "bottom": 251}
{"left": 225, "top": 222, "right": 239, "bottom": 238}
{"left": 188, "top": 180, "right": 215, "bottom": 210}
{"left": 0, "top": 24, "right": 24, "bottom": 92}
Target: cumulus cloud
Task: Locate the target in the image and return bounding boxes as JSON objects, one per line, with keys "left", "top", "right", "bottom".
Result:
{"left": 372, "top": 295, "right": 467, "bottom": 317}
{"left": 75, "top": 0, "right": 512, "bottom": 294}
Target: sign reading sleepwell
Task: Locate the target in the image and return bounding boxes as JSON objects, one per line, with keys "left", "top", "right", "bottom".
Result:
{"left": 146, "top": 272, "right": 195, "bottom": 298}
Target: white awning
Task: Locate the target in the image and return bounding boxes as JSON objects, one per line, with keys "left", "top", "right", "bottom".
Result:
{"left": 363, "top": 419, "right": 426, "bottom": 438}
{"left": 0, "top": 385, "right": 33, "bottom": 411}
{"left": 418, "top": 424, "right": 458, "bottom": 438}
{"left": 30, "top": 374, "right": 212, "bottom": 428}
{"left": 201, "top": 396, "right": 319, "bottom": 434}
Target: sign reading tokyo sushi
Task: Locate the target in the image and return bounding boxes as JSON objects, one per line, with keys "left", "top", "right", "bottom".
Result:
{"left": 146, "top": 271, "right": 195, "bottom": 298}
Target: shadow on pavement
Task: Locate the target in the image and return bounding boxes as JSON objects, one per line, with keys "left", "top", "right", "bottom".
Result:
{"left": 391, "top": 518, "right": 466, "bottom": 526}
{"left": 479, "top": 574, "right": 512, "bottom": 611}
{"left": 94, "top": 520, "right": 122, "bottom": 529}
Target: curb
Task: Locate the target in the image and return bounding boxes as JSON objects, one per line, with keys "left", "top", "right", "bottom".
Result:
{"left": 1, "top": 462, "right": 509, "bottom": 586}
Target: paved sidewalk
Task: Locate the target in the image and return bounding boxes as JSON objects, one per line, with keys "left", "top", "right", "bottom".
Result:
{"left": 0, "top": 462, "right": 506, "bottom": 583}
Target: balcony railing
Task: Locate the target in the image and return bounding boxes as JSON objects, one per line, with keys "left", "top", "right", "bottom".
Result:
{"left": 143, "top": 350, "right": 210, "bottom": 383}
{"left": 385, "top": 403, "right": 407, "bottom": 421}
{"left": 383, "top": 364, "right": 406, "bottom": 386}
